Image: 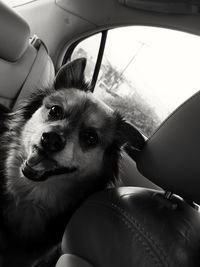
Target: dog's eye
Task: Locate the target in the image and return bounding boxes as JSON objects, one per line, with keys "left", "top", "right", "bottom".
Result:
{"left": 48, "top": 105, "right": 63, "bottom": 120}
{"left": 80, "top": 130, "right": 99, "bottom": 147}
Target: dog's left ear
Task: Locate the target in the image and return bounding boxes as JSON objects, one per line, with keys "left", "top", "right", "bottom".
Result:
{"left": 118, "top": 119, "right": 146, "bottom": 159}
{"left": 54, "top": 58, "right": 88, "bottom": 90}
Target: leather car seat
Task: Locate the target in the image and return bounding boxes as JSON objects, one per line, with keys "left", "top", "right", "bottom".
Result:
{"left": 0, "top": 1, "right": 55, "bottom": 110}
{"left": 56, "top": 90, "right": 200, "bottom": 266}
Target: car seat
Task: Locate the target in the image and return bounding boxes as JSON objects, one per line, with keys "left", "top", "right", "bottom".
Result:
{"left": 56, "top": 91, "right": 200, "bottom": 266}
{"left": 0, "top": 1, "right": 55, "bottom": 110}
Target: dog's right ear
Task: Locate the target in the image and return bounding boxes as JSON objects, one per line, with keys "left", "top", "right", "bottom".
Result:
{"left": 54, "top": 58, "right": 88, "bottom": 91}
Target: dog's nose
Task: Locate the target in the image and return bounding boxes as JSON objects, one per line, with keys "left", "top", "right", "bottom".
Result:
{"left": 41, "top": 132, "right": 65, "bottom": 152}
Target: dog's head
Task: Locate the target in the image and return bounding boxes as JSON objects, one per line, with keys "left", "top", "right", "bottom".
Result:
{"left": 7, "top": 58, "right": 144, "bottom": 187}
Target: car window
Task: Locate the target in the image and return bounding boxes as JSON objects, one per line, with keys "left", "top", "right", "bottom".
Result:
{"left": 71, "top": 26, "right": 200, "bottom": 137}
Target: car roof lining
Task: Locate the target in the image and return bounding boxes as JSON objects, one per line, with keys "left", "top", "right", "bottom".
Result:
{"left": 14, "top": 0, "right": 200, "bottom": 67}
{"left": 118, "top": 0, "right": 200, "bottom": 15}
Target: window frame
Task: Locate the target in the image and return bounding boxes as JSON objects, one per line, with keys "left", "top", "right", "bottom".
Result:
{"left": 63, "top": 30, "right": 108, "bottom": 92}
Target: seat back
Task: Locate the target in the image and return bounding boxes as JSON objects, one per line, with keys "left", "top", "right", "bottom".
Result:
{"left": 0, "top": 1, "right": 54, "bottom": 109}
{"left": 136, "top": 90, "right": 200, "bottom": 204}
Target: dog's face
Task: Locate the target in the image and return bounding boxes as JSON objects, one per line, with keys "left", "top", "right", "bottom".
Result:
{"left": 14, "top": 58, "right": 124, "bottom": 184}
{"left": 21, "top": 88, "right": 119, "bottom": 181}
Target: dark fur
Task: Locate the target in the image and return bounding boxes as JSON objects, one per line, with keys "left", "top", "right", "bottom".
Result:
{"left": 0, "top": 58, "right": 143, "bottom": 266}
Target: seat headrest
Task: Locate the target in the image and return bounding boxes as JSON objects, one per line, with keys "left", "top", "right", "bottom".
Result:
{"left": 136, "top": 91, "right": 200, "bottom": 204}
{"left": 0, "top": 2, "right": 30, "bottom": 62}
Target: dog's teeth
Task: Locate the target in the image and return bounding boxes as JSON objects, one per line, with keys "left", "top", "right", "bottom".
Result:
{"left": 22, "top": 162, "right": 45, "bottom": 181}
{"left": 27, "top": 152, "right": 44, "bottom": 167}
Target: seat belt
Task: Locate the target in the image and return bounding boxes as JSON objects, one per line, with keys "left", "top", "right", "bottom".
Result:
{"left": 12, "top": 35, "right": 55, "bottom": 110}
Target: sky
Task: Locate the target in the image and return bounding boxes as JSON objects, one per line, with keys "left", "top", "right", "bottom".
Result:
{"left": 76, "top": 26, "right": 200, "bottom": 120}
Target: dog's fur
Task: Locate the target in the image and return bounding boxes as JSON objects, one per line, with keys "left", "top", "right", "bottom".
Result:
{"left": 0, "top": 58, "right": 144, "bottom": 266}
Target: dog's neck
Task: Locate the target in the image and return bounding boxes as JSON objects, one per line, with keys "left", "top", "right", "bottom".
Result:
{"left": 6, "top": 171, "right": 88, "bottom": 214}
{"left": 4, "top": 171, "right": 99, "bottom": 245}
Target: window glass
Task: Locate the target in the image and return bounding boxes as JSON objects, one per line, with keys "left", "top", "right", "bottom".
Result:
{"left": 72, "top": 26, "right": 200, "bottom": 137}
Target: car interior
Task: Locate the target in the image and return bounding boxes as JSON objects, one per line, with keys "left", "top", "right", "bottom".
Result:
{"left": 1, "top": 0, "right": 200, "bottom": 266}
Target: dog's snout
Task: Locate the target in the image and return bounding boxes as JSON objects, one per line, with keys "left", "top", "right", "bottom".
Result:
{"left": 41, "top": 132, "right": 65, "bottom": 152}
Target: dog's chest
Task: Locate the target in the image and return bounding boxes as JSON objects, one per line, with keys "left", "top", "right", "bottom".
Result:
{"left": 5, "top": 176, "right": 88, "bottom": 243}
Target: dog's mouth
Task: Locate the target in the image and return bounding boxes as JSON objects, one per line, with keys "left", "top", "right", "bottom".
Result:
{"left": 21, "top": 146, "right": 77, "bottom": 181}
{"left": 22, "top": 162, "right": 77, "bottom": 181}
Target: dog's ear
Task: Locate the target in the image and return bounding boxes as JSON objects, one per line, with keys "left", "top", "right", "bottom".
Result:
{"left": 119, "top": 120, "right": 145, "bottom": 149}
{"left": 117, "top": 116, "right": 146, "bottom": 159}
{"left": 54, "top": 58, "right": 88, "bottom": 91}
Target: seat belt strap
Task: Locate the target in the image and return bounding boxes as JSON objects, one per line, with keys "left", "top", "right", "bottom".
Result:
{"left": 12, "top": 35, "right": 55, "bottom": 110}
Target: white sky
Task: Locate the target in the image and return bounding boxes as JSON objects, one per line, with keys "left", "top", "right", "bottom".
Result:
{"left": 77, "top": 26, "right": 200, "bottom": 120}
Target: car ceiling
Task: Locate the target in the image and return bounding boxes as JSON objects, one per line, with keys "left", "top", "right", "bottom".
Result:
{"left": 14, "top": 0, "right": 200, "bottom": 67}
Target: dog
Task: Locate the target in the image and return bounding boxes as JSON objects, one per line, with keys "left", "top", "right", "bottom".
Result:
{"left": 0, "top": 58, "right": 144, "bottom": 266}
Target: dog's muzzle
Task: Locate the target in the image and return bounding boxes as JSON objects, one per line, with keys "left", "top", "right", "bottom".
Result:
{"left": 21, "top": 148, "right": 54, "bottom": 181}
{"left": 21, "top": 147, "right": 77, "bottom": 181}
